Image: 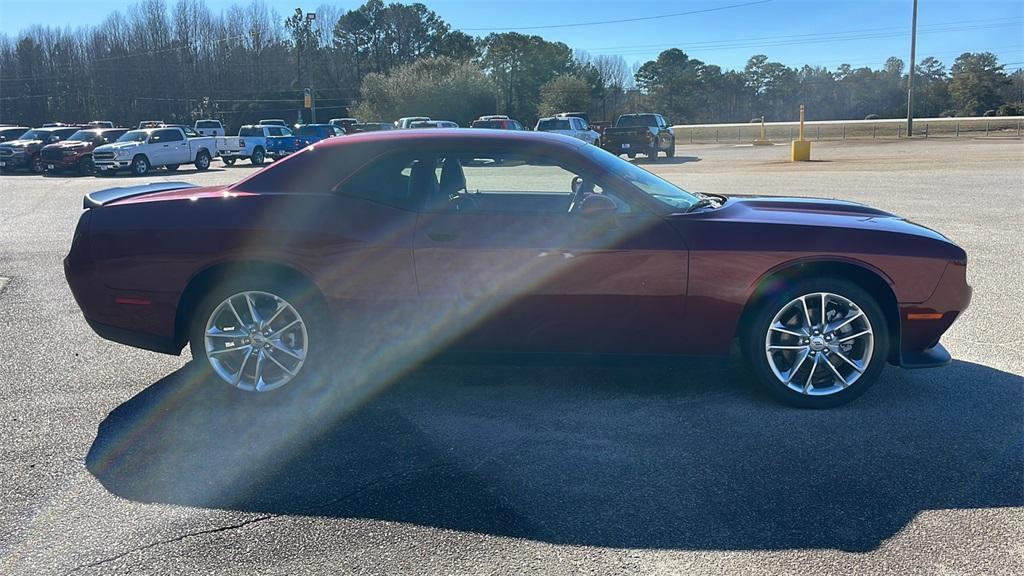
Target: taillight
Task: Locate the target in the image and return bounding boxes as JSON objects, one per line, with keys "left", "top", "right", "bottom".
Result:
{"left": 239, "top": 139, "right": 245, "bottom": 146}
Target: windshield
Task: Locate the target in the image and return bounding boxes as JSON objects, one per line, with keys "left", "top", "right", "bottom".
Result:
{"left": 18, "top": 130, "right": 53, "bottom": 141}
{"left": 67, "top": 130, "right": 99, "bottom": 142}
{"left": 617, "top": 115, "right": 658, "bottom": 127}
{"left": 117, "top": 130, "right": 150, "bottom": 142}
{"left": 537, "top": 119, "right": 571, "bottom": 131}
{"left": 582, "top": 145, "right": 699, "bottom": 211}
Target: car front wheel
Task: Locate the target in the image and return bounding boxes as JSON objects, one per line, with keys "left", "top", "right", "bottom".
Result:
{"left": 131, "top": 155, "right": 150, "bottom": 176}
{"left": 742, "top": 278, "right": 889, "bottom": 408}
{"left": 190, "top": 279, "right": 323, "bottom": 394}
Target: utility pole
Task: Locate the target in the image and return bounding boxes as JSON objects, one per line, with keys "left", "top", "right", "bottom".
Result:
{"left": 906, "top": 0, "right": 918, "bottom": 136}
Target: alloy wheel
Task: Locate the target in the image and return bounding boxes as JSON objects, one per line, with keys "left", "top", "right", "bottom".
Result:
{"left": 203, "top": 291, "right": 308, "bottom": 392}
{"left": 764, "top": 292, "right": 874, "bottom": 396}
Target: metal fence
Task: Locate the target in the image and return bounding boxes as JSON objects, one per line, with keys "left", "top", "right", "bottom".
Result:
{"left": 671, "top": 116, "right": 1024, "bottom": 144}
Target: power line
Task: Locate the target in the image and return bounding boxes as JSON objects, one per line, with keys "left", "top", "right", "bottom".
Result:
{"left": 462, "top": 0, "right": 773, "bottom": 31}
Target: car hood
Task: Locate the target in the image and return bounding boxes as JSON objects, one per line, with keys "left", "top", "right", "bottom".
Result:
{"left": 1, "top": 139, "right": 43, "bottom": 148}
{"left": 45, "top": 141, "right": 91, "bottom": 151}
{"left": 694, "top": 195, "right": 953, "bottom": 243}
{"left": 96, "top": 141, "right": 143, "bottom": 153}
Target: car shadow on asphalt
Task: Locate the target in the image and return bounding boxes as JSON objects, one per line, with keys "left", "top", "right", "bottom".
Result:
{"left": 86, "top": 357, "right": 1023, "bottom": 552}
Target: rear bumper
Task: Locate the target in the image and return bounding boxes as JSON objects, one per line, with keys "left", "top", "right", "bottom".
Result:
{"left": 85, "top": 317, "right": 181, "bottom": 355}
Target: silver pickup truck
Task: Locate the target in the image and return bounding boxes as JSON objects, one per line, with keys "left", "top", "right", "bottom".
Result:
{"left": 93, "top": 125, "right": 222, "bottom": 176}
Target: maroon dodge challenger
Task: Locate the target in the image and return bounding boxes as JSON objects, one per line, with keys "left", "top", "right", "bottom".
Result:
{"left": 64, "top": 130, "right": 970, "bottom": 407}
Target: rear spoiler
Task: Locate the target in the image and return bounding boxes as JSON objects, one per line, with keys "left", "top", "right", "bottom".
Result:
{"left": 83, "top": 181, "right": 199, "bottom": 209}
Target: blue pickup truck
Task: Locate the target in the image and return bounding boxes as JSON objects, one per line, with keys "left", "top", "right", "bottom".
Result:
{"left": 295, "top": 124, "right": 345, "bottom": 148}
{"left": 221, "top": 125, "right": 301, "bottom": 166}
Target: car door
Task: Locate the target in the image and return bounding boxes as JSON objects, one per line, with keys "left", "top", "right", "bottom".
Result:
{"left": 412, "top": 146, "right": 688, "bottom": 354}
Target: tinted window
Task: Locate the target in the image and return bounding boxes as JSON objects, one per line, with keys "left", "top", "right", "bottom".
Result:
{"left": 239, "top": 127, "right": 262, "bottom": 137}
{"left": 616, "top": 115, "right": 658, "bottom": 127}
{"left": 196, "top": 121, "right": 220, "bottom": 129}
{"left": 153, "top": 129, "right": 183, "bottom": 142}
{"left": 537, "top": 119, "right": 571, "bottom": 131}
{"left": 335, "top": 152, "right": 425, "bottom": 209}
{"left": 298, "top": 126, "right": 320, "bottom": 136}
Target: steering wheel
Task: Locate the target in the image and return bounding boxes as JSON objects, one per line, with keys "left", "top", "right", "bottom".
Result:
{"left": 452, "top": 192, "right": 479, "bottom": 212}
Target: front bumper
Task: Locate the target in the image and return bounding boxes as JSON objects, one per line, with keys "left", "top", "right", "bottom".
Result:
{"left": 0, "top": 153, "right": 30, "bottom": 169}
{"left": 94, "top": 159, "right": 132, "bottom": 171}
{"left": 897, "top": 261, "right": 972, "bottom": 368}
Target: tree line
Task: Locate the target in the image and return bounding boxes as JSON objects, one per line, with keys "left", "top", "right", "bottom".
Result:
{"left": 1, "top": 0, "right": 1021, "bottom": 129}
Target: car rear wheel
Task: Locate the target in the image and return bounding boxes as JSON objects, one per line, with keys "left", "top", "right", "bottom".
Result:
{"left": 189, "top": 278, "right": 324, "bottom": 395}
{"left": 251, "top": 147, "right": 265, "bottom": 166}
{"left": 222, "top": 157, "right": 236, "bottom": 166}
{"left": 194, "top": 151, "right": 211, "bottom": 171}
{"left": 131, "top": 155, "right": 150, "bottom": 176}
{"left": 31, "top": 157, "right": 45, "bottom": 173}
{"left": 741, "top": 277, "right": 889, "bottom": 408}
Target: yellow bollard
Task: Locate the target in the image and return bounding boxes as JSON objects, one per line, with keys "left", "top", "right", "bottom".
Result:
{"left": 752, "top": 115, "right": 772, "bottom": 145}
{"left": 791, "top": 104, "right": 811, "bottom": 161}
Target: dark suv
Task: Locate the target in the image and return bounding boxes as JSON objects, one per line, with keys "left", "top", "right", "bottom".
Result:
{"left": 40, "top": 128, "right": 127, "bottom": 175}
{"left": 0, "top": 127, "right": 82, "bottom": 173}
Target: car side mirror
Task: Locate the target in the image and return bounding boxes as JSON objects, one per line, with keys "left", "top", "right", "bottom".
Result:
{"left": 579, "top": 193, "right": 618, "bottom": 221}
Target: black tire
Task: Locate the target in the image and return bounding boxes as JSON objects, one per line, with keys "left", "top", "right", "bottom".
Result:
{"left": 627, "top": 152, "right": 636, "bottom": 159}
{"left": 131, "top": 155, "right": 150, "bottom": 176}
{"left": 222, "top": 157, "right": 237, "bottom": 166}
{"left": 78, "top": 156, "right": 94, "bottom": 176}
{"left": 648, "top": 145, "right": 659, "bottom": 160}
{"left": 31, "top": 157, "right": 45, "bottom": 174}
{"left": 188, "top": 275, "right": 327, "bottom": 397}
{"left": 251, "top": 147, "right": 265, "bottom": 166}
{"left": 194, "top": 151, "right": 211, "bottom": 171}
{"left": 165, "top": 164, "right": 180, "bottom": 172}
{"left": 666, "top": 137, "right": 676, "bottom": 158}
{"left": 740, "top": 276, "right": 889, "bottom": 408}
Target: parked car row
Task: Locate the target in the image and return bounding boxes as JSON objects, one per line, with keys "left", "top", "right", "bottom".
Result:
{"left": 0, "top": 111, "right": 677, "bottom": 176}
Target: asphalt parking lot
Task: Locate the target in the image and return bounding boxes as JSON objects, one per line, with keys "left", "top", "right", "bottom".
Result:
{"left": 1, "top": 138, "right": 1021, "bottom": 575}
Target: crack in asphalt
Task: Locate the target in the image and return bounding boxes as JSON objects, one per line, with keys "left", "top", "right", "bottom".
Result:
{"left": 62, "top": 462, "right": 456, "bottom": 575}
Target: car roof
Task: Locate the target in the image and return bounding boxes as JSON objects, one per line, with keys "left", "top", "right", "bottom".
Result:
{"left": 311, "top": 128, "right": 586, "bottom": 150}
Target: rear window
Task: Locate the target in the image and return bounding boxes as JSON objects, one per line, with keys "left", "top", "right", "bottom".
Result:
{"left": 537, "top": 119, "right": 571, "bottom": 131}
{"left": 616, "top": 115, "right": 658, "bottom": 127}
{"left": 298, "top": 126, "right": 322, "bottom": 136}
{"left": 196, "top": 121, "right": 221, "bottom": 128}
{"left": 472, "top": 120, "right": 506, "bottom": 129}
{"left": 239, "top": 127, "right": 263, "bottom": 137}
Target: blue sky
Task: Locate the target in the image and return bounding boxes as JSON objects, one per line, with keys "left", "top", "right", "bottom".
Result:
{"left": 1, "top": 0, "right": 1021, "bottom": 72}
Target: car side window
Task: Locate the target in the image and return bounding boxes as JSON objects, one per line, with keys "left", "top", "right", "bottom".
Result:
{"left": 422, "top": 152, "right": 632, "bottom": 215}
{"left": 334, "top": 152, "right": 424, "bottom": 210}
{"left": 154, "top": 129, "right": 183, "bottom": 142}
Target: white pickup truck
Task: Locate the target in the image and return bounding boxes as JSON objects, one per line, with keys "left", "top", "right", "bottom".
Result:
{"left": 93, "top": 126, "right": 220, "bottom": 176}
